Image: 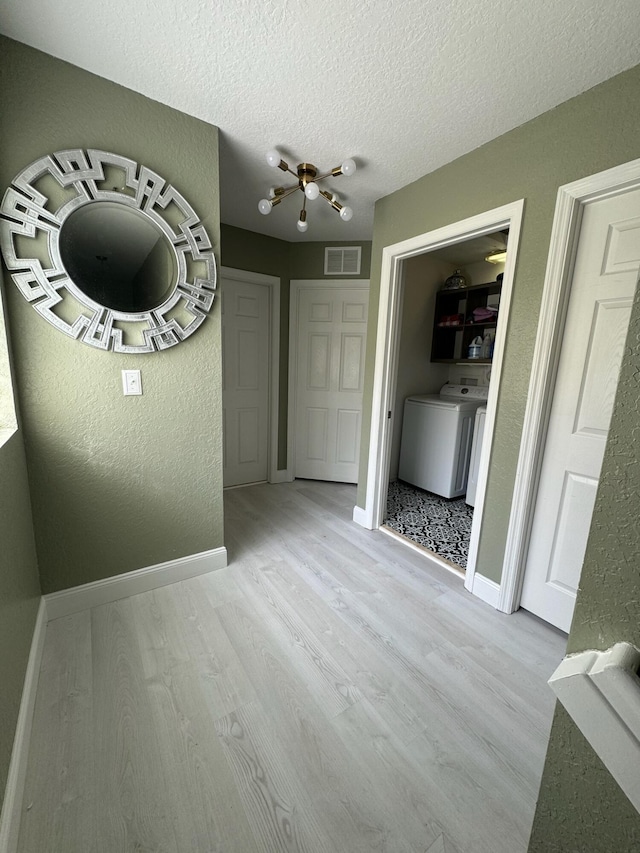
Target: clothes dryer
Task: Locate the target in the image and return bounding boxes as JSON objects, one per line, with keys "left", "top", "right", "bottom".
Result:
{"left": 465, "top": 405, "right": 487, "bottom": 507}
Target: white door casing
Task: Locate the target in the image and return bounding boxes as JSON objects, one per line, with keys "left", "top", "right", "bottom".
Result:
{"left": 221, "top": 268, "right": 282, "bottom": 486}
{"left": 355, "top": 201, "right": 524, "bottom": 609}
{"left": 501, "top": 158, "right": 640, "bottom": 622}
{"left": 289, "top": 281, "right": 369, "bottom": 483}
{"left": 519, "top": 188, "right": 640, "bottom": 631}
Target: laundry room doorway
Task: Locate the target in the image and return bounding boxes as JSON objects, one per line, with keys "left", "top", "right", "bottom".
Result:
{"left": 354, "top": 201, "right": 524, "bottom": 603}
{"left": 383, "top": 236, "right": 504, "bottom": 574}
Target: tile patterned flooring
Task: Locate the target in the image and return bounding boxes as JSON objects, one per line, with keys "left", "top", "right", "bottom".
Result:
{"left": 384, "top": 479, "right": 474, "bottom": 568}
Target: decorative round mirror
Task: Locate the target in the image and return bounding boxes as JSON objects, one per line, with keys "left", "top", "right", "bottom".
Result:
{"left": 0, "top": 149, "right": 217, "bottom": 353}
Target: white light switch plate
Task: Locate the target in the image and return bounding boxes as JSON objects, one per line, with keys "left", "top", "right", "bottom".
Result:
{"left": 122, "top": 369, "right": 142, "bottom": 396}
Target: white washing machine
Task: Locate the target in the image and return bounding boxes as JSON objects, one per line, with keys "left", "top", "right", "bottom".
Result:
{"left": 465, "top": 405, "right": 487, "bottom": 507}
{"left": 398, "top": 384, "right": 489, "bottom": 498}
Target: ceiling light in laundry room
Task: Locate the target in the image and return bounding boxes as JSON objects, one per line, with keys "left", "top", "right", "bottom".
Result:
{"left": 485, "top": 250, "right": 508, "bottom": 264}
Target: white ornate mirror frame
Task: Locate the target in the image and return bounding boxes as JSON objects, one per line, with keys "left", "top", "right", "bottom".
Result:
{"left": 0, "top": 148, "right": 217, "bottom": 353}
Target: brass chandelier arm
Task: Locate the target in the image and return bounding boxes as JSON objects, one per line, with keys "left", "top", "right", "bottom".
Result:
{"left": 297, "top": 194, "right": 308, "bottom": 231}
{"left": 272, "top": 156, "right": 298, "bottom": 180}
{"left": 280, "top": 162, "right": 299, "bottom": 180}
{"left": 310, "top": 166, "right": 345, "bottom": 183}
{"left": 272, "top": 184, "right": 301, "bottom": 204}
{"left": 320, "top": 189, "right": 341, "bottom": 211}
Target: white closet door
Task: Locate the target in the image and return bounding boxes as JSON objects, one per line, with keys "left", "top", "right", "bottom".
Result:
{"left": 520, "top": 188, "right": 640, "bottom": 631}
{"left": 222, "top": 277, "right": 270, "bottom": 487}
{"left": 292, "top": 283, "right": 369, "bottom": 483}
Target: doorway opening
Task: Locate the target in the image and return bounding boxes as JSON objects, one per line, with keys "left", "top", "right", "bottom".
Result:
{"left": 355, "top": 200, "right": 524, "bottom": 604}
{"left": 380, "top": 231, "right": 508, "bottom": 574}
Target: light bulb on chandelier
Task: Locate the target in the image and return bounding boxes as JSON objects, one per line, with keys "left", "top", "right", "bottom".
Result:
{"left": 265, "top": 149, "right": 284, "bottom": 169}
{"left": 257, "top": 149, "right": 357, "bottom": 232}
{"left": 297, "top": 209, "right": 308, "bottom": 232}
{"left": 341, "top": 158, "right": 356, "bottom": 177}
{"left": 304, "top": 181, "right": 320, "bottom": 201}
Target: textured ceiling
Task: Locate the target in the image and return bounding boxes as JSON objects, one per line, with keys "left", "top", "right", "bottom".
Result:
{"left": 2, "top": 0, "right": 639, "bottom": 242}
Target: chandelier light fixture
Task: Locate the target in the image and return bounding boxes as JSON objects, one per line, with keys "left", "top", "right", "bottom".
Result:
{"left": 258, "top": 149, "right": 356, "bottom": 233}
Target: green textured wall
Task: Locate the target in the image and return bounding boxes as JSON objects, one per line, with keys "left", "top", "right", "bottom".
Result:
{"left": 0, "top": 432, "right": 41, "bottom": 809}
{"left": 288, "top": 240, "right": 372, "bottom": 280}
{"left": 221, "top": 224, "right": 291, "bottom": 281}
{"left": 528, "top": 269, "right": 640, "bottom": 850}
{"left": 358, "top": 62, "right": 640, "bottom": 583}
{"left": 0, "top": 271, "right": 41, "bottom": 809}
{"left": 221, "top": 225, "right": 372, "bottom": 469}
{"left": 0, "top": 37, "right": 222, "bottom": 593}
{"left": 221, "top": 225, "right": 371, "bottom": 283}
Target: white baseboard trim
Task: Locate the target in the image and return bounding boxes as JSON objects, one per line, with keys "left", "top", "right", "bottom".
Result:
{"left": 44, "top": 547, "right": 228, "bottom": 621}
{"left": 0, "top": 598, "right": 47, "bottom": 853}
{"left": 470, "top": 572, "right": 501, "bottom": 608}
{"left": 270, "top": 469, "right": 294, "bottom": 484}
{"left": 352, "top": 504, "right": 372, "bottom": 528}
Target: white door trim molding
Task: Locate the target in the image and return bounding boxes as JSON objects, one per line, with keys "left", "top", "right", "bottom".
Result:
{"left": 549, "top": 643, "right": 640, "bottom": 814}
{"left": 356, "top": 201, "right": 525, "bottom": 601}
{"left": 221, "top": 267, "right": 282, "bottom": 483}
{"left": 499, "top": 158, "right": 640, "bottom": 614}
{"left": 288, "top": 279, "right": 370, "bottom": 480}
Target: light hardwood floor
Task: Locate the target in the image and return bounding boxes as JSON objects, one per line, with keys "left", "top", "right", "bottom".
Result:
{"left": 17, "top": 480, "right": 566, "bottom": 853}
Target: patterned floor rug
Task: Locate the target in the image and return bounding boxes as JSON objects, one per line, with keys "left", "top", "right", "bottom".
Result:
{"left": 384, "top": 479, "right": 474, "bottom": 568}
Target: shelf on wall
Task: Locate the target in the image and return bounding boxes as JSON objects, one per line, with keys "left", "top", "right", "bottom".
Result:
{"left": 439, "top": 281, "right": 502, "bottom": 294}
{"left": 431, "top": 279, "right": 502, "bottom": 364}
{"left": 432, "top": 358, "right": 493, "bottom": 365}
{"left": 436, "top": 321, "right": 497, "bottom": 330}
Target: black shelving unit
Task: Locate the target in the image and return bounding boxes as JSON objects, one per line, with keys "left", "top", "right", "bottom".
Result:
{"left": 430, "top": 281, "right": 502, "bottom": 363}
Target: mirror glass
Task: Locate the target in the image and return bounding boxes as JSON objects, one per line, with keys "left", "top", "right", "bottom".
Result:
{"left": 59, "top": 202, "right": 176, "bottom": 312}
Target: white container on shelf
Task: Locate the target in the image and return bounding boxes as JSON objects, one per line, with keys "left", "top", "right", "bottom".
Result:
{"left": 468, "top": 336, "right": 483, "bottom": 359}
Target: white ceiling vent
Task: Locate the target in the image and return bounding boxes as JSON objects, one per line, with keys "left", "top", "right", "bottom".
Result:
{"left": 324, "top": 246, "right": 362, "bottom": 276}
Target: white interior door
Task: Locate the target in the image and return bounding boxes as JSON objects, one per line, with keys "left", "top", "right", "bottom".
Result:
{"left": 291, "top": 282, "right": 369, "bottom": 483}
{"left": 222, "top": 276, "right": 270, "bottom": 487}
{"left": 520, "top": 187, "right": 640, "bottom": 631}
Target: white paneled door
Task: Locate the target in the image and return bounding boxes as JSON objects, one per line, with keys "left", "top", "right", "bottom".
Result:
{"left": 520, "top": 188, "right": 640, "bottom": 631}
{"left": 291, "top": 282, "right": 369, "bottom": 483}
{"left": 222, "top": 275, "right": 271, "bottom": 487}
